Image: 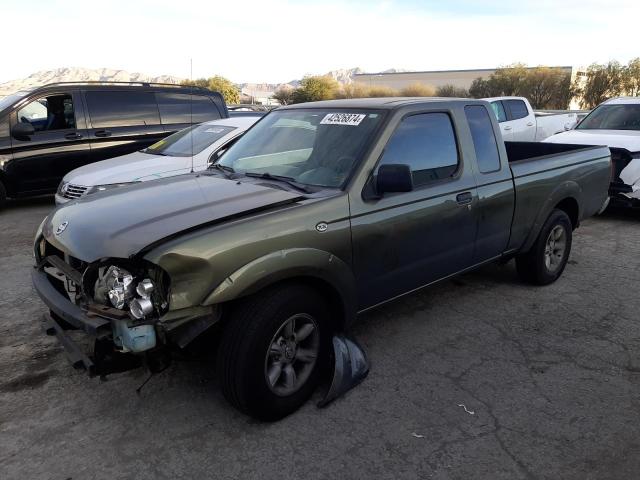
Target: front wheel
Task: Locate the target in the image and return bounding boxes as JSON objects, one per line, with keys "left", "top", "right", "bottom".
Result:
{"left": 516, "top": 209, "right": 573, "bottom": 285}
{"left": 216, "top": 284, "right": 329, "bottom": 421}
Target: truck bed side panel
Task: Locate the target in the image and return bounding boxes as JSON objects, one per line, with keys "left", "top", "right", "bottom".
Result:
{"left": 507, "top": 145, "right": 611, "bottom": 252}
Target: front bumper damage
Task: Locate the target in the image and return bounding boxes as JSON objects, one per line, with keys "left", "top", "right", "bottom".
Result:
{"left": 32, "top": 254, "right": 370, "bottom": 406}
{"left": 31, "top": 257, "right": 166, "bottom": 376}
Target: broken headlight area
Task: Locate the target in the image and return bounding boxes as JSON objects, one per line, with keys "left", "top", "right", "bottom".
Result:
{"left": 81, "top": 261, "right": 170, "bottom": 353}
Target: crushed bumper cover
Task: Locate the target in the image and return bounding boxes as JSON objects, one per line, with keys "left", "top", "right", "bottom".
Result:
{"left": 31, "top": 266, "right": 111, "bottom": 338}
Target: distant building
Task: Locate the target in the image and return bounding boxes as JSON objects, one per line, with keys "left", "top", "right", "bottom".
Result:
{"left": 353, "top": 66, "right": 574, "bottom": 91}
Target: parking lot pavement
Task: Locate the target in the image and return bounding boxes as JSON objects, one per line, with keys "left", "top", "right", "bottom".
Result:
{"left": 1, "top": 197, "right": 639, "bottom": 480}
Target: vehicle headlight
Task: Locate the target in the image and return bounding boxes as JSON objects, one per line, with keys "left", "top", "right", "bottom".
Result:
{"left": 87, "top": 182, "right": 140, "bottom": 195}
{"left": 93, "top": 265, "right": 162, "bottom": 320}
{"left": 56, "top": 181, "right": 67, "bottom": 195}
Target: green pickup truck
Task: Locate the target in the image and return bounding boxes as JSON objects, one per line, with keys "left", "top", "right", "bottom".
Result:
{"left": 33, "top": 98, "right": 611, "bottom": 420}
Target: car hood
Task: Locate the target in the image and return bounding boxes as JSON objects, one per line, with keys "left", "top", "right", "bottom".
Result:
{"left": 544, "top": 129, "right": 640, "bottom": 152}
{"left": 62, "top": 151, "right": 201, "bottom": 186}
{"left": 43, "top": 174, "right": 303, "bottom": 262}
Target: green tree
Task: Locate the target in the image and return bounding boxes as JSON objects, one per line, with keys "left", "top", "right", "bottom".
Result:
{"left": 400, "top": 83, "right": 435, "bottom": 97}
{"left": 272, "top": 87, "right": 295, "bottom": 105}
{"left": 367, "top": 86, "right": 399, "bottom": 97}
{"left": 623, "top": 58, "right": 640, "bottom": 97}
{"left": 436, "top": 84, "right": 469, "bottom": 97}
{"left": 181, "top": 75, "right": 240, "bottom": 104}
{"left": 575, "top": 61, "right": 625, "bottom": 108}
{"left": 468, "top": 64, "right": 572, "bottom": 108}
{"left": 523, "top": 67, "right": 573, "bottom": 109}
{"left": 291, "top": 76, "right": 339, "bottom": 103}
{"left": 469, "top": 78, "right": 493, "bottom": 98}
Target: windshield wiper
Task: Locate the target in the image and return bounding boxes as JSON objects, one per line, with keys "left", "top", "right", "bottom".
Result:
{"left": 243, "top": 172, "right": 312, "bottom": 193}
{"left": 209, "top": 163, "right": 235, "bottom": 179}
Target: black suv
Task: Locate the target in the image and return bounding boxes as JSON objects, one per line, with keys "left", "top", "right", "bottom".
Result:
{"left": 0, "top": 82, "right": 228, "bottom": 206}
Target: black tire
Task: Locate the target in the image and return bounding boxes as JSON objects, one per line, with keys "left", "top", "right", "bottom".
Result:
{"left": 516, "top": 209, "right": 573, "bottom": 285}
{"left": 0, "top": 180, "right": 6, "bottom": 209}
{"left": 217, "top": 284, "right": 329, "bottom": 421}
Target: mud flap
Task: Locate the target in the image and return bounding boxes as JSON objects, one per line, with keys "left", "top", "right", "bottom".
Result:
{"left": 317, "top": 334, "right": 370, "bottom": 408}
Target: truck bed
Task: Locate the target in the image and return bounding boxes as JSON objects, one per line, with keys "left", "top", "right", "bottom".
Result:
{"left": 505, "top": 141, "right": 595, "bottom": 163}
{"left": 504, "top": 141, "right": 611, "bottom": 253}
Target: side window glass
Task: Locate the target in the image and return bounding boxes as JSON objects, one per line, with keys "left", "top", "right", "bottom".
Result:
{"left": 156, "top": 93, "right": 221, "bottom": 124}
{"left": 86, "top": 91, "right": 160, "bottom": 128}
{"left": 378, "top": 113, "right": 459, "bottom": 186}
{"left": 490, "top": 101, "right": 507, "bottom": 123}
{"left": 465, "top": 105, "right": 501, "bottom": 173}
{"left": 17, "top": 94, "right": 76, "bottom": 132}
{"left": 506, "top": 100, "right": 529, "bottom": 120}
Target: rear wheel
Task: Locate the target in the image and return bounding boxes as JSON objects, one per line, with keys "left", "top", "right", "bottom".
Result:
{"left": 516, "top": 209, "right": 573, "bottom": 285}
{"left": 217, "top": 284, "right": 329, "bottom": 421}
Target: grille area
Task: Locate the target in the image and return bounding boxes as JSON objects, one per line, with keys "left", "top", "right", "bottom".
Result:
{"left": 61, "top": 183, "right": 89, "bottom": 200}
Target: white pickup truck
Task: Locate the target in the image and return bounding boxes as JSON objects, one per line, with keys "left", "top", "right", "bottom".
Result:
{"left": 484, "top": 96, "right": 580, "bottom": 142}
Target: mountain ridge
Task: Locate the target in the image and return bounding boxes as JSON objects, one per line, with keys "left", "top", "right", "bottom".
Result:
{"left": 0, "top": 66, "right": 407, "bottom": 97}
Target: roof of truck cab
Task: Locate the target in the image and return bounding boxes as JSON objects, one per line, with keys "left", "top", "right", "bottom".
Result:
{"left": 280, "top": 97, "right": 482, "bottom": 110}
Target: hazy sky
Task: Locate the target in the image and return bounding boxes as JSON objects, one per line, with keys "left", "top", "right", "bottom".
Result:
{"left": 3, "top": 0, "right": 638, "bottom": 84}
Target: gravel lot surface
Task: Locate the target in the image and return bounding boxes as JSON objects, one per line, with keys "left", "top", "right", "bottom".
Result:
{"left": 1, "top": 196, "right": 639, "bottom": 480}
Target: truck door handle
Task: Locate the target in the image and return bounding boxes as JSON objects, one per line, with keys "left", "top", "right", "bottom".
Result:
{"left": 94, "top": 130, "right": 112, "bottom": 138}
{"left": 64, "top": 132, "right": 83, "bottom": 140}
{"left": 526, "top": 122, "right": 534, "bottom": 126}
{"left": 503, "top": 126, "right": 512, "bottom": 130}
{"left": 456, "top": 192, "right": 473, "bottom": 205}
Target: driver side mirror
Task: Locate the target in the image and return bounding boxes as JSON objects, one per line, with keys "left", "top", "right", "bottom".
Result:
{"left": 12, "top": 122, "right": 35, "bottom": 140}
{"left": 377, "top": 164, "right": 413, "bottom": 195}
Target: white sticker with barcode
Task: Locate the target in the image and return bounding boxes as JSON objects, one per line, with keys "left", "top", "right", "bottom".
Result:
{"left": 320, "top": 113, "right": 366, "bottom": 126}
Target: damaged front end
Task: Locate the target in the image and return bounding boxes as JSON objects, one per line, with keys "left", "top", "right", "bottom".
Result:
{"left": 610, "top": 148, "right": 640, "bottom": 208}
{"left": 33, "top": 236, "right": 173, "bottom": 376}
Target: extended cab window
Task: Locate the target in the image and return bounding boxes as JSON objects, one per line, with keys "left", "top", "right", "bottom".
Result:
{"left": 156, "top": 93, "right": 222, "bottom": 124}
{"left": 506, "top": 99, "right": 528, "bottom": 120}
{"left": 17, "top": 94, "right": 75, "bottom": 132}
{"left": 465, "top": 105, "right": 501, "bottom": 173}
{"left": 86, "top": 91, "right": 160, "bottom": 128}
{"left": 378, "top": 113, "right": 458, "bottom": 186}
{"left": 490, "top": 101, "right": 507, "bottom": 123}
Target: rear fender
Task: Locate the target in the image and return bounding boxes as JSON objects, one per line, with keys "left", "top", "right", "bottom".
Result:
{"left": 203, "top": 248, "right": 357, "bottom": 326}
{"left": 521, "top": 181, "right": 581, "bottom": 253}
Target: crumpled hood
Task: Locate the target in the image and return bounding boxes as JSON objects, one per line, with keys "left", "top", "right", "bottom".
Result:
{"left": 544, "top": 129, "right": 640, "bottom": 152}
{"left": 43, "top": 174, "right": 302, "bottom": 262}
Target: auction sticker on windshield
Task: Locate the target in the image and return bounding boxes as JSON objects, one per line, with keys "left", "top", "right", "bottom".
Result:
{"left": 320, "top": 113, "right": 366, "bottom": 126}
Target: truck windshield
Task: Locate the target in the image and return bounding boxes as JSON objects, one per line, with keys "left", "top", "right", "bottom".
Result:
{"left": 143, "top": 123, "right": 236, "bottom": 157}
{"left": 217, "top": 109, "right": 384, "bottom": 188}
{"left": 577, "top": 104, "right": 640, "bottom": 131}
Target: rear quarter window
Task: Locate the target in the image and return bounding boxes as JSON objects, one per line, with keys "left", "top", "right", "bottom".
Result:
{"left": 465, "top": 105, "right": 501, "bottom": 173}
{"left": 156, "top": 93, "right": 222, "bottom": 124}
{"left": 86, "top": 91, "right": 160, "bottom": 128}
{"left": 506, "top": 99, "right": 529, "bottom": 120}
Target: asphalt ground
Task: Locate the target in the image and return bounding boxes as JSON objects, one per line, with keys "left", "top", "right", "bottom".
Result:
{"left": 1, "top": 196, "right": 639, "bottom": 479}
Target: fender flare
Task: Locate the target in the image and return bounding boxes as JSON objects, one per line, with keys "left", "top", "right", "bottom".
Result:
{"left": 203, "top": 248, "right": 357, "bottom": 326}
{"left": 521, "top": 180, "right": 581, "bottom": 253}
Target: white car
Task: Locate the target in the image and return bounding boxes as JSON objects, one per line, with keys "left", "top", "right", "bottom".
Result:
{"left": 55, "top": 116, "right": 261, "bottom": 204}
{"left": 545, "top": 97, "right": 640, "bottom": 207}
{"left": 484, "top": 96, "right": 580, "bottom": 142}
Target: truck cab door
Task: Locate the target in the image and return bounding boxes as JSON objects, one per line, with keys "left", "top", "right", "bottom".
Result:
{"left": 490, "top": 101, "right": 513, "bottom": 141}
{"left": 8, "top": 90, "right": 90, "bottom": 194}
{"left": 505, "top": 99, "right": 536, "bottom": 142}
{"left": 349, "top": 111, "right": 479, "bottom": 310}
